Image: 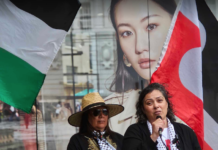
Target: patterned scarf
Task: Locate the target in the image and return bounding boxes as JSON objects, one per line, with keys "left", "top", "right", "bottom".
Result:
{"left": 147, "top": 118, "right": 178, "bottom": 150}
{"left": 92, "top": 130, "right": 116, "bottom": 150}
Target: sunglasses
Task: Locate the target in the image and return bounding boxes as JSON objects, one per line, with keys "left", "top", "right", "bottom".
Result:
{"left": 92, "top": 108, "right": 108, "bottom": 117}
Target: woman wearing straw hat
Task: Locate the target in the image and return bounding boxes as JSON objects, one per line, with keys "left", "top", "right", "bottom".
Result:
{"left": 67, "top": 92, "right": 124, "bottom": 150}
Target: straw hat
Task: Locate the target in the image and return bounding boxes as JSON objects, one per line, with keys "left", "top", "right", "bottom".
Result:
{"left": 68, "top": 92, "right": 124, "bottom": 127}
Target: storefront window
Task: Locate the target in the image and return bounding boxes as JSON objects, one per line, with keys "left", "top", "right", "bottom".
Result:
{"left": 1, "top": 0, "right": 217, "bottom": 149}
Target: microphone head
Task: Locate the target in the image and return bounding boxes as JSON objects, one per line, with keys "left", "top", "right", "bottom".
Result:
{"left": 156, "top": 116, "right": 162, "bottom": 119}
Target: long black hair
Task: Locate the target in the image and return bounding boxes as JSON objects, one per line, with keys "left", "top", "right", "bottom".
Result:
{"left": 136, "top": 83, "right": 176, "bottom": 123}
{"left": 109, "top": 0, "right": 177, "bottom": 93}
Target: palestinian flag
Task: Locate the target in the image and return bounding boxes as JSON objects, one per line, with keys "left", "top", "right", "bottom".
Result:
{"left": 0, "top": 0, "right": 80, "bottom": 113}
{"left": 151, "top": 0, "right": 209, "bottom": 149}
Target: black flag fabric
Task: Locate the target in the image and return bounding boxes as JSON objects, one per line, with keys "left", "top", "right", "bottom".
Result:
{"left": 197, "top": 0, "right": 218, "bottom": 149}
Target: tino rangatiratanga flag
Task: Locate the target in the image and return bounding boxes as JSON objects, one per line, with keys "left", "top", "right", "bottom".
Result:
{"left": 151, "top": 0, "right": 218, "bottom": 149}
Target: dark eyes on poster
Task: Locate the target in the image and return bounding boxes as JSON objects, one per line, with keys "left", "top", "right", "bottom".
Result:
{"left": 0, "top": 0, "right": 218, "bottom": 150}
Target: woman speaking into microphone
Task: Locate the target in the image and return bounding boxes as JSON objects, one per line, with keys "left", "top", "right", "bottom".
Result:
{"left": 122, "top": 83, "right": 201, "bottom": 150}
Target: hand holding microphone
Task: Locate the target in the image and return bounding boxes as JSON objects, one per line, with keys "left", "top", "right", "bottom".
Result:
{"left": 150, "top": 116, "right": 165, "bottom": 142}
{"left": 155, "top": 116, "right": 169, "bottom": 150}
{"left": 156, "top": 116, "right": 163, "bottom": 136}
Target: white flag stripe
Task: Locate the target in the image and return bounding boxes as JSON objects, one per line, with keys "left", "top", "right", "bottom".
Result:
{"left": 204, "top": 110, "right": 218, "bottom": 149}
{"left": 180, "top": 0, "right": 199, "bottom": 27}
{"left": 199, "top": 21, "right": 207, "bottom": 51}
{"left": 179, "top": 47, "right": 203, "bottom": 101}
{"left": 0, "top": 0, "right": 66, "bottom": 74}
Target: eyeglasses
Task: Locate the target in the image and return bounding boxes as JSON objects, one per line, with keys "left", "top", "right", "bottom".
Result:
{"left": 92, "top": 108, "right": 108, "bottom": 117}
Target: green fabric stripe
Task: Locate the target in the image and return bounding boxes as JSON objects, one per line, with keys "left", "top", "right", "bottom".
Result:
{"left": 0, "top": 47, "right": 45, "bottom": 113}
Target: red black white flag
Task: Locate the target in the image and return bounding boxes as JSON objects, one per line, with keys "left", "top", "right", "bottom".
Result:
{"left": 197, "top": 0, "right": 218, "bottom": 149}
{"left": 151, "top": 0, "right": 218, "bottom": 149}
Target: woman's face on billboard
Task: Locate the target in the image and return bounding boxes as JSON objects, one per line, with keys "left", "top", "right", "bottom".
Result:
{"left": 114, "top": 0, "right": 172, "bottom": 80}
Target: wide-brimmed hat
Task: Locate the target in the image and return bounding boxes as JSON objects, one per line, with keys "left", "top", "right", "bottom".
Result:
{"left": 68, "top": 92, "right": 124, "bottom": 127}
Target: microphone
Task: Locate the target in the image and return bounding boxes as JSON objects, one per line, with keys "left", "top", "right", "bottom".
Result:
{"left": 173, "top": 134, "right": 180, "bottom": 149}
{"left": 172, "top": 134, "right": 179, "bottom": 144}
{"left": 156, "top": 116, "right": 163, "bottom": 136}
{"left": 156, "top": 116, "right": 169, "bottom": 150}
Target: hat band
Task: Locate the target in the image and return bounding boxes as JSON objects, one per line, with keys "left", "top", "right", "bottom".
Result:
{"left": 83, "top": 102, "right": 105, "bottom": 111}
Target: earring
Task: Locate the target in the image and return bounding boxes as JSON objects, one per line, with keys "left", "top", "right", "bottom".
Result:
{"left": 123, "top": 54, "right": 131, "bottom": 67}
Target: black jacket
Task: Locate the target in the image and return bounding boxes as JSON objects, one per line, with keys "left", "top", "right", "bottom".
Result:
{"left": 67, "top": 132, "right": 123, "bottom": 150}
{"left": 122, "top": 122, "right": 201, "bottom": 150}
